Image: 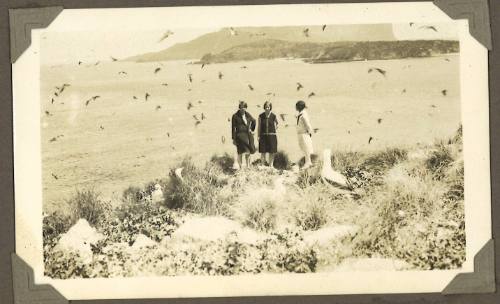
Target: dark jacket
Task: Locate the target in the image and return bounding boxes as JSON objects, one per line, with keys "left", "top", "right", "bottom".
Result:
{"left": 231, "top": 111, "right": 256, "bottom": 140}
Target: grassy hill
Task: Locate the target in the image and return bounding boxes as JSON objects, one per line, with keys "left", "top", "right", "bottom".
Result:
{"left": 125, "top": 24, "right": 396, "bottom": 62}
{"left": 200, "top": 39, "right": 459, "bottom": 64}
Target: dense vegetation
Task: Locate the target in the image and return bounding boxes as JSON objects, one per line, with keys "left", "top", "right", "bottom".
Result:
{"left": 44, "top": 126, "right": 465, "bottom": 278}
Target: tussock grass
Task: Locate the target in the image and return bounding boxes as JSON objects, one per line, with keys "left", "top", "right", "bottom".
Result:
{"left": 66, "top": 188, "right": 111, "bottom": 229}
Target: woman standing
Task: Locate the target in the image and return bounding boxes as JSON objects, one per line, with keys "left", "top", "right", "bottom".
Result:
{"left": 258, "top": 101, "right": 278, "bottom": 167}
{"left": 295, "top": 100, "right": 314, "bottom": 169}
{"left": 231, "top": 101, "right": 256, "bottom": 169}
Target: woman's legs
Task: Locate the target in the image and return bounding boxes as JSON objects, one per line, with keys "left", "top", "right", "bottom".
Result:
{"left": 261, "top": 153, "right": 266, "bottom": 165}
{"left": 237, "top": 153, "right": 243, "bottom": 168}
{"left": 245, "top": 153, "right": 251, "bottom": 168}
{"left": 269, "top": 153, "right": 275, "bottom": 167}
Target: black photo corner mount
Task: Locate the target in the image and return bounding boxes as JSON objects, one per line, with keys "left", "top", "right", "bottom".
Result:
{"left": 9, "top": 6, "right": 63, "bottom": 63}
{"left": 443, "top": 239, "right": 496, "bottom": 294}
{"left": 433, "top": 0, "right": 492, "bottom": 50}
{"left": 11, "top": 253, "right": 68, "bottom": 304}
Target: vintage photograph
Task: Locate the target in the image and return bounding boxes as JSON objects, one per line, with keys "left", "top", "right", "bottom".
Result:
{"left": 39, "top": 20, "right": 466, "bottom": 280}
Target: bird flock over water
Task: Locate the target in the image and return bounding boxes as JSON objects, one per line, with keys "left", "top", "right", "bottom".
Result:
{"left": 45, "top": 24, "right": 451, "bottom": 180}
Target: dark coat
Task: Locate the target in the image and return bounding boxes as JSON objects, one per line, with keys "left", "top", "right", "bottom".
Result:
{"left": 231, "top": 111, "right": 256, "bottom": 154}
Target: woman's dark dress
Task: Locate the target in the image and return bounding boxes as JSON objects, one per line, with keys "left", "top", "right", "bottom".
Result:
{"left": 231, "top": 111, "right": 256, "bottom": 154}
{"left": 258, "top": 112, "right": 278, "bottom": 153}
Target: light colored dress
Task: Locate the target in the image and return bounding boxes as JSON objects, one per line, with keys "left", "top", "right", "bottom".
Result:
{"left": 296, "top": 110, "right": 314, "bottom": 155}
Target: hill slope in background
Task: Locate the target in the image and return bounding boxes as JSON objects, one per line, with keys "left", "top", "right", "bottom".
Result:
{"left": 126, "top": 24, "right": 397, "bottom": 62}
{"left": 200, "top": 39, "right": 459, "bottom": 64}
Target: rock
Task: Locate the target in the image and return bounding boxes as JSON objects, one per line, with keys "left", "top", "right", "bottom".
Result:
{"left": 172, "top": 216, "right": 268, "bottom": 244}
{"left": 131, "top": 234, "right": 157, "bottom": 249}
{"left": 55, "top": 219, "right": 104, "bottom": 264}
{"left": 331, "top": 257, "right": 412, "bottom": 271}
{"left": 304, "top": 225, "right": 359, "bottom": 246}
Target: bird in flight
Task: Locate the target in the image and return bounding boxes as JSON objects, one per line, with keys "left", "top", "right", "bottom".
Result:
{"left": 156, "top": 105, "right": 161, "bottom": 111}
{"left": 409, "top": 22, "right": 415, "bottom": 27}
{"left": 51, "top": 173, "right": 59, "bottom": 180}
{"left": 368, "top": 67, "right": 386, "bottom": 77}
{"left": 308, "top": 92, "right": 315, "bottom": 98}
{"left": 158, "top": 30, "right": 174, "bottom": 42}
{"left": 419, "top": 25, "right": 438, "bottom": 32}
{"left": 188, "top": 74, "right": 193, "bottom": 83}
{"left": 248, "top": 84, "right": 254, "bottom": 91}
{"left": 161, "top": 83, "right": 169, "bottom": 86}
{"left": 201, "top": 113, "right": 206, "bottom": 120}
{"left": 145, "top": 93, "right": 150, "bottom": 101}
{"left": 94, "top": 61, "right": 100, "bottom": 66}
{"left": 221, "top": 136, "right": 226, "bottom": 144}
{"left": 154, "top": 67, "right": 161, "bottom": 74}
{"left": 166, "top": 132, "right": 170, "bottom": 137}
{"left": 322, "top": 25, "right": 327, "bottom": 31}
{"left": 85, "top": 96, "right": 100, "bottom": 106}
{"left": 78, "top": 61, "right": 83, "bottom": 65}
{"left": 313, "top": 128, "right": 320, "bottom": 133}
{"left": 402, "top": 89, "right": 406, "bottom": 94}
{"left": 187, "top": 102, "right": 194, "bottom": 110}
{"left": 218, "top": 72, "right": 223, "bottom": 80}
{"left": 279, "top": 114, "right": 287, "bottom": 121}
{"left": 99, "top": 125, "right": 105, "bottom": 130}
{"left": 229, "top": 27, "right": 237, "bottom": 36}
{"left": 441, "top": 89, "right": 447, "bottom": 96}
{"left": 296, "top": 82, "right": 303, "bottom": 91}
{"left": 133, "top": 96, "right": 138, "bottom": 100}
{"left": 377, "top": 118, "right": 382, "bottom": 124}
{"left": 240, "top": 66, "right": 248, "bottom": 69}
{"left": 197, "top": 100, "right": 203, "bottom": 104}
{"left": 368, "top": 136, "right": 374, "bottom": 144}
{"left": 193, "top": 114, "right": 200, "bottom": 121}
{"left": 195, "top": 120, "right": 201, "bottom": 127}
{"left": 303, "top": 28, "right": 309, "bottom": 37}
{"left": 118, "top": 71, "right": 127, "bottom": 75}
{"left": 110, "top": 56, "right": 118, "bottom": 62}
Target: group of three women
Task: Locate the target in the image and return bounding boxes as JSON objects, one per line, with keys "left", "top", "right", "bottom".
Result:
{"left": 231, "top": 100, "right": 314, "bottom": 170}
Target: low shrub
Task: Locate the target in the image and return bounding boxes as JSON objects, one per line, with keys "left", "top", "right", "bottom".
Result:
{"left": 273, "top": 150, "right": 291, "bottom": 170}
{"left": 43, "top": 212, "right": 73, "bottom": 249}
{"left": 67, "top": 188, "right": 111, "bottom": 229}
{"left": 425, "top": 143, "right": 454, "bottom": 179}
{"left": 164, "top": 157, "right": 228, "bottom": 215}
{"left": 210, "top": 153, "right": 235, "bottom": 174}
{"left": 240, "top": 198, "right": 277, "bottom": 232}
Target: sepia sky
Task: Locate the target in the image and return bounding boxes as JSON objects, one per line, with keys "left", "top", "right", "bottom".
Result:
{"left": 40, "top": 23, "right": 459, "bottom": 66}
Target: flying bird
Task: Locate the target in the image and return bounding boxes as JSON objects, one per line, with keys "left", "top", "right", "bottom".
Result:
{"left": 195, "top": 121, "right": 201, "bottom": 127}
{"left": 303, "top": 28, "right": 309, "bottom": 37}
{"left": 51, "top": 173, "right": 59, "bottom": 180}
{"left": 279, "top": 113, "right": 287, "bottom": 121}
{"left": 322, "top": 25, "right": 327, "bottom": 31}
{"left": 368, "top": 136, "right": 374, "bottom": 144}
{"left": 377, "top": 118, "right": 382, "bottom": 124}
{"left": 201, "top": 113, "right": 206, "bottom": 120}
{"left": 51, "top": 98, "right": 55, "bottom": 104}
{"left": 240, "top": 66, "right": 248, "bottom": 69}
{"left": 248, "top": 84, "right": 254, "bottom": 91}
{"left": 54, "top": 92, "right": 59, "bottom": 97}
{"left": 110, "top": 56, "right": 118, "bottom": 62}
{"left": 99, "top": 125, "right": 104, "bottom": 130}
{"left": 430, "top": 104, "right": 437, "bottom": 108}
{"left": 49, "top": 137, "right": 57, "bottom": 142}
{"left": 45, "top": 111, "right": 52, "bottom": 116}
{"left": 154, "top": 67, "right": 161, "bottom": 74}
{"left": 308, "top": 92, "right": 315, "bottom": 98}
{"left": 218, "top": 72, "right": 223, "bottom": 79}
{"left": 118, "top": 71, "right": 127, "bottom": 75}
{"left": 197, "top": 100, "right": 203, "bottom": 104}
{"left": 221, "top": 136, "right": 226, "bottom": 144}
{"left": 296, "top": 82, "right": 303, "bottom": 91}
{"left": 187, "top": 102, "right": 194, "bottom": 110}
{"left": 313, "top": 128, "right": 320, "bottom": 134}
{"left": 94, "top": 61, "right": 100, "bottom": 66}
{"left": 188, "top": 74, "right": 193, "bottom": 83}
{"left": 133, "top": 96, "right": 138, "bottom": 100}
{"left": 409, "top": 22, "right": 415, "bottom": 27}
{"left": 158, "top": 30, "right": 174, "bottom": 42}
{"left": 201, "top": 63, "right": 206, "bottom": 69}
{"left": 441, "top": 89, "right": 447, "bottom": 96}
{"left": 166, "top": 132, "right": 170, "bottom": 137}
{"left": 161, "top": 83, "right": 169, "bottom": 86}
{"left": 368, "top": 67, "right": 387, "bottom": 77}
{"left": 193, "top": 114, "right": 199, "bottom": 121}
{"left": 402, "top": 89, "right": 406, "bottom": 94}
{"left": 419, "top": 25, "right": 438, "bottom": 32}
{"left": 78, "top": 61, "right": 83, "bottom": 65}
{"left": 145, "top": 93, "right": 150, "bottom": 101}
{"left": 156, "top": 105, "right": 161, "bottom": 110}
{"left": 229, "top": 27, "right": 237, "bottom": 36}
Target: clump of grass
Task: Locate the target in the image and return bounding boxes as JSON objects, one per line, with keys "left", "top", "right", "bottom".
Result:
{"left": 210, "top": 153, "right": 235, "bottom": 174}
{"left": 43, "top": 212, "right": 73, "bottom": 249}
{"left": 164, "top": 157, "right": 228, "bottom": 215}
{"left": 122, "top": 186, "right": 146, "bottom": 204}
{"left": 425, "top": 143, "right": 454, "bottom": 179}
{"left": 240, "top": 197, "right": 277, "bottom": 232}
{"left": 67, "top": 188, "right": 111, "bottom": 228}
{"left": 273, "top": 150, "right": 291, "bottom": 170}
